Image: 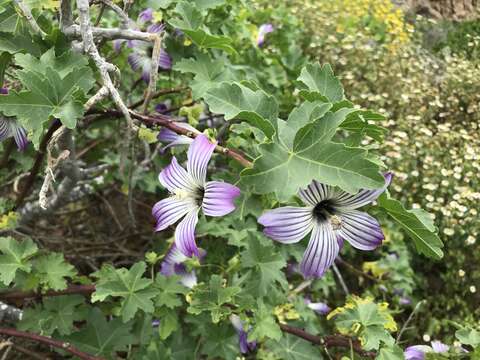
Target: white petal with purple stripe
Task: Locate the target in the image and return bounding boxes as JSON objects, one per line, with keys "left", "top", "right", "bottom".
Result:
{"left": 202, "top": 181, "right": 240, "bottom": 217}
{"left": 175, "top": 207, "right": 200, "bottom": 257}
{"left": 337, "top": 210, "right": 384, "bottom": 250}
{"left": 298, "top": 180, "right": 334, "bottom": 206}
{"left": 152, "top": 197, "right": 196, "bottom": 232}
{"left": 158, "top": 156, "right": 197, "bottom": 193}
{"left": 187, "top": 135, "right": 216, "bottom": 186}
{"left": 300, "top": 222, "right": 339, "bottom": 278}
{"left": 258, "top": 206, "right": 313, "bottom": 244}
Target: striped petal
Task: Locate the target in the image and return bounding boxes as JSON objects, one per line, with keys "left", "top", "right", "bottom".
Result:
{"left": 187, "top": 134, "right": 216, "bottom": 186}
{"left": 159, "top": 48, "right": 172, "bottom": 70}
{"left": 152, "top": 197, "right": 195, "bottom": 231}
{"left": 160, "top": 244, "right": 198, "bottom": 288}
{"left": 12, "top": 123, "right": 28, "bottom": 151}
{"left": 175, "top": 207, "right": 200, "bottom": 257}
{"left": 158, "top": 156, "right": 196, "bottom": 193}
{"left": 0, "top": 117, "right": 10, "bottom": 141}
{"left": 334, "top": 172, "right": 393, "bottom": 209}
{"left": 298, "top": 180, "right": 335, "bottom": 206}
{"left": 337, "top": 210, "right": 384, "bottom": 250}
{"left": 157, "top": 122, "right": 199, "bottom": 152}
{"left": 300, "top": 222, "right": 339, "bottom": 278}
{"left": 258, "top": 207, "right": 313, "bottom": 244}
{"left": 202, "top": 181, "right": 240, "bottom": 217}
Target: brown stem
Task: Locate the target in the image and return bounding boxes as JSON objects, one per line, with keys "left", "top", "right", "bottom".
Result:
{"left": 0, "top": 327, "right": 104, "bottom": 360}
{"left": 278, "top": 323, "right": 376, "bottom": 358}
{"left": 14, "top": 121, "right": 62, "bottom": 208}
{"left": 129, "top": 86, "right": 187, "bottom": 109}
{"left": 0, "top": 284, "right": 95, "bottom": 301}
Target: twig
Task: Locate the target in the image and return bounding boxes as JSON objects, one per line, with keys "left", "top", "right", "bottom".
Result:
{"left": 396, "top": 300, "right": 425, "bottom": 343}
{"left": 129, "top": 87, "right": 187, "bottom": 109}
{"left": 11, "top": 344, "right": 48, "bottom": 360}
{"left": 0, "top": 285, "right": 95, "bottom": 301}
{"left": 15, "top": 121, "right": 62, "bottom": 208}
{"left": 142, "top": 34, "right": 163, "bottom": 113}
{"left": 0, "top": 328, "right": 104, "bottom": 360}
{"left": 60, "top": 0, "right": 73, "bottom": 31}
{"left": 278, "top": 324, "right": 376, "bottom": 358}
{"left": 97, "top": 0, "right": 131, "bottom": 28}
{"left": 65, "top": 24, "right": 157, "bottom": 42}
{"left": 336, "top": 257, "right": 378, "bottom": 282}
{"left": 332, "top": 263, "right": 350, "bottom": 295}
{"left": 13, "top": 0, "right": 46, "bottom": 36}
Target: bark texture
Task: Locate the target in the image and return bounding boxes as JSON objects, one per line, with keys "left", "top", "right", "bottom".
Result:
{"left": 395, "top": 0, "right": 479, "bottom": 20}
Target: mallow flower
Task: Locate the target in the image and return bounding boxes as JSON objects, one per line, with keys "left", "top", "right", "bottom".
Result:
{"left": 153, "top": 134, "right": 241, "bottom": 257}
{"left": 157, "top": 121, "right": 199, "bottom": 152}
{"left": 257, "top": 23, "right": 274, "bottom": 46}
{"left": 0, "top": 116, "right": 28, "bottom": 151}
{"left": 258, "top": 173, "right": 392, "bottom": 278}
{"left": 404, "top": 341, "right": 449, "bottom": 359}
{"left": 304, "top": 298, "right": 330, "bottom": 315}
{"left": 230, "top": 315, "right": 256, "bottom": 354}
{"left": 160, "top": 244, "right": 204, "bottom": 288}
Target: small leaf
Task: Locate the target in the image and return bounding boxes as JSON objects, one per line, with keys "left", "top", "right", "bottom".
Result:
{"left": 34, "top": 253, "right": 76, "bottom": 290}
{"left": 377, "top": 193, "right": 444, "bottom": 259}
{"left": 92, "top": 262, "right": 158, "bottom": 322}
{"left": 456, "top": 327, "right": 480, "bottom": 346}
{"left": 265, "top": 334, "right": 323, "bottom": 360}
{"left": 0, "top": 236, "right": 38, "bottom": 285}
{"left": 249, "top": 300, "right": 282, "bottom": 341}
{"left": 157, "top": 307, "right": 179, "bottom": 340}
{"left": 154, "top": 274, "right": 188, "bottom": 309}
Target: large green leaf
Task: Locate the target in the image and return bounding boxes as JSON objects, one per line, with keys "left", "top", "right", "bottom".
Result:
{"left": 204, "top": 82, "right": 278, "bottom": 138}
{"left": 241, "top": 238, "right": 287, "bottom": 297}
{"left": 92, "top": 262, "right": 158, "bottom": 322}
{"left": 0, "top": 236, "right": 38, "bottom": 285}
{"left": 377, "top": 193, "right": 444, "bottom": 259}
{"left": 297, "top": 63, "right": 344, "bottom": 103}
{"left": 0, "top": 31, "right": 42, "bottom": 56}
{"left": 241, "top": 105, "right": 384, "bottom": 201}
{"left": 67, "top": 308, "right": 135, "bottom": 357}
{"left": 174, "top": 54, "right": 236, "bottom": 99}
{"left": 266, "top": 334, "right": 324, "bottom": 360}
{"left": 154, "top": 274, "right": 188, "bottom": 309}
{"left": 33, "top": 252, "right": 77, "bottom": 290}
{"left": 249, "top": 299, "right": 282, "bottom": 341}
{"left": 0, "top": 65, "right": 94, "bottom": 146}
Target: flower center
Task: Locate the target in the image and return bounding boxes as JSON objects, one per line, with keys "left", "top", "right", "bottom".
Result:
{"left": 173, "top": 187, "right": 204, "bottom": 206}
{"left": 313, "top": 200, "right": 337, "bottom": 222}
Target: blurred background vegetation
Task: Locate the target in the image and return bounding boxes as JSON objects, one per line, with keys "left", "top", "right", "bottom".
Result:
{"left": 253, "top": 0, "right": 480, "bottom": 342}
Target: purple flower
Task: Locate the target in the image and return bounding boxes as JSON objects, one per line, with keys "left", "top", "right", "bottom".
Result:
{"left": 0, "top": 112, "right": 28, "bottom": 151}
{"left": 0, "top": 87, "right": 8, "bottom": 95}
{"left": 153, "top": 135, "right": 241, "bottom": 257}
{"left": 399, "top": 296, "right": 412, "bottom": 306}
{"left": 404, "top": 341, "right": 449, "bottom": 359}
{"left": 230, "top": 315, "right": 256, "bottom": 354}
{"left": 160, "top": 244, "right": 204, "bottom": 288}
{"left": 157, "top": 122, "right": 199, "bottom": 152}
{"left": 257, "top": 23, "right": 274, "bottom": 46}
{"left": 138, "top": 8, "right": 153, "bottom": 23}
{"left": 258, "top": 173, "right": 392, "bottom": 278}
{"left": 431, "top": 341, "right": 449, "bottom": 353}
{"left": 305, "top": 298, "right": 331, "bottom": 315}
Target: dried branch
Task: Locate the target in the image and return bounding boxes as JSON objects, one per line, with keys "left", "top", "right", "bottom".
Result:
{"left": 0, "top": 328, "right": 104, "bottom": 360}
{"left": 142, "top": 34, "right": 163, "bottom": 113}
{"left": 96, "top": 0, "right": 131, "bottom": 28}
{"left": 13, "top": 0, "right": 46, "bottom": 36}
{"left": 0, "top": 285, "right": 95, "bottom": 301}
{"left": 129, "top": 86, "right": 187, "bottom": 109}
{"left": 65, "top": 24, "right": 156, "bottom": 42}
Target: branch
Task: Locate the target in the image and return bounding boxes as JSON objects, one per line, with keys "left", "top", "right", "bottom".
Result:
{"left": 278, "top": 324, "right": 376, "bottom": 358}
{"left": 65, "top": 24, "right": 156, "bottom": 42}
{"left": 0, "top": 328, "right": 104, "bottom": 360}
{"left": 60, "top": 0, "right": 73, "bottom": 31}
{"left": 0, "top": 285, "right": 95, "bottom": 301}
{"left": 96, "top": 0, "right": 131, "bottom": 28}
{"left": 142, "top": 34, "right": 163, "bottom": 113}
{"left": 131, "top": 111, "right": 253, "bottom": 168}
{"left": 129, "top": 86, "right": 187, "bottom": 109}
{"left": 13, "top": 0, "right": 46, "bottom": 36}
{"left": 14, "top": 121, "right": 62, "bottom": 208}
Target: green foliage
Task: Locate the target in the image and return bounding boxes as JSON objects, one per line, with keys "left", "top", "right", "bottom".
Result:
{"left": 378, "top": 192, "right": 444, "bottom": 259}
{"left": 249, "top": 300, "right": 282, "bottom": 341}
{"left": 92, "top": 262, "right": 158, "bottom": 322}
{"left": 187, "top": 275, "right": 241, "bottom": 323}
{"left": 0, "top": 236, "right": 37, "bottom": 285}
{"left": 34, "top": 252, "right": 77, "bottom": 290}
{"left": 297, "top": 63, "right": 344, "bottom": 103}
{"left": 264, "top": 334, "right": 324, "bottom": 360}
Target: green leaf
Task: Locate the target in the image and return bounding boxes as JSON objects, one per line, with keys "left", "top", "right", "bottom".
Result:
{"left": 168, "top": 1, "right": 235, "bottom": 53}
{"left": 201, "top": 322, "right": 238, "bottom": 360}
{"left": 241, "top": 106, "right": 384, "bottom": 201}
{"left": 241, "top": 237, "right": 287, "bottom": 297}
{"left": 377, "top": 193, "right": 444, "bottom": 259}
{"left": 15, "top": 48, "right": 89, "bottom": 78}
{"left": 376, "top": 345, "right": 404, "bottom": 360}
{"left": 154, "top": 274, "right": 188, "bottom": 309}
{"left": 174, "top": 54, "right": 234, "bottom": 98}
{"left": 67, "top": 308, "right": 135, "bottom": 357}
{"left": 194, "top": 0, "right": 226, "bottom": 11}
{"left": 0, "top": 31, "right": 42, "bottom": 56}
{"left": 249, "top": 299, "right": 282, "bottom": 341}
{"left": 0, "top": 4, "right": 22, "bottom": 33}
{"left": 297, "top": 63, "right": 344, "bottom": 103}
{"left": 0, "top": 65, "right": 94, "bottom": 146}
{"left": 187, "top": 275, "right": 240, "bottom": 323}
{"left": 205, "top": 82, "right": 278, "bottom": 138}
{"left": 0, "top": 236, "right": 38, "bottom": 285}
{"left": 266, "top": 334, "right": 324, "bottom": 360}
{"left": 92, "top": 262, "right": 158, "bottom": 322}
{"left": 341, "top": 110, "right": 388, "bottom": 142}
{"left": 158, "top": 307, "right": 179, "bottom": 340}
{"left": 33, "top": 253, "right": 76, "bottom": 290}
{"left": 456, "top": 327, "right": 480, "bottom": 346}
{"left": 0, "top": 52, "right": 11, "bottom": 85}
{"left": 19, "top": 295, "right": 86, "bottom": 336}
